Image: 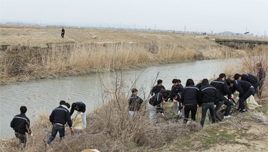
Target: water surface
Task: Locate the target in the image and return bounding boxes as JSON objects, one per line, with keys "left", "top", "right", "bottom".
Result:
{"left": 0, "top": 59, "right": 234, "bottom": 138}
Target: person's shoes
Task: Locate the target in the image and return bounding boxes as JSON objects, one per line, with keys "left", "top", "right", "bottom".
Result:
{"left": 224, "top": 115, "right": 231, "bottom": 119}
{"left": 239, "top": 109, "right": 247, "bottom": 113}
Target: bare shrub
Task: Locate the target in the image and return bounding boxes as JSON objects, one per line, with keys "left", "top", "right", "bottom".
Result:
{"left": 0, "top": 73, "right": 202, "bottom": 152}
{"left": 240, "top": 46, "right": 268, "bottom": 75}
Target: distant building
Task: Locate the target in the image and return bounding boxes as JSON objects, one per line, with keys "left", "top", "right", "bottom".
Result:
{"left": 244, "top": 32, "right": 254, "bottom": 37}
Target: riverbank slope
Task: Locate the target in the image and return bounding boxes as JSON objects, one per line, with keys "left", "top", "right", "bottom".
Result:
{"left": 0, "top": 25, "right": 246, "bottom": 84}
{"left": 0, "top": 84, "right": 267, "bottom": 152}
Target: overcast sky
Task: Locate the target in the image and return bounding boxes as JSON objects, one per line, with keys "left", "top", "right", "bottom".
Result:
{"left": 0, "top": 0, "right": 267, "bottom": 35}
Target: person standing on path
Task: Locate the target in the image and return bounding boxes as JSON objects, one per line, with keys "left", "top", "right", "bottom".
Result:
{"left": 61, "top": 27, "right": 65, "bottom": 38}
{"left": 10, "top": 106, "right": 31, "bottom": 148}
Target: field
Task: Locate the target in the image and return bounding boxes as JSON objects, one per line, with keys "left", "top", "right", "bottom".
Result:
{"left": 0, "top": 25, "right": 247, "bottom": 84}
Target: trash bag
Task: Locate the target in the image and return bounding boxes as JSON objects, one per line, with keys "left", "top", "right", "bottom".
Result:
{"left": 245, "top": 95, "right": 262, "bottom": 110}
{"left": 162, "top": 101, "right": 177, "bottom": 119}
{"left": 73, "top": 114, "right": 84, "bottom": 130}
{"left": 196, "top": 106, "right": 202, "bottom": 123}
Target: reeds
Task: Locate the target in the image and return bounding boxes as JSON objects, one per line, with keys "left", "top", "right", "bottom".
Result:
{"left": 0, "top": 73, "right": 202, "bottom": 152}
{"left": 0, "top": 42, "right": 243, "bottom": 84}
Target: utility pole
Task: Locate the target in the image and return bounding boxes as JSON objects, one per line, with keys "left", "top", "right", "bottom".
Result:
{"left": 184, "top": 25, "right": 186, "bottom": 33}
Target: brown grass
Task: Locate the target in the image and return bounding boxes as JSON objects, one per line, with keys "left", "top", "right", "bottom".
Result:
{"left": 0, "top": 25, "right": 248, "bottom": 84}
{"left": 224, "top": 46, "right": 268, "bottom": 78}
{"left": 0, "top": 74, "right": 202, "bottom": 152}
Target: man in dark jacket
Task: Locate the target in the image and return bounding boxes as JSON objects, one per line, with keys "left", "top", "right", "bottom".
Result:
{"left": 199, "top": 79, "right": 217, "bottom": 127}
{"left": 128, "top": 88, "right": 143, "bottom": 118}
{"left": 169, "top": 79, "right": 180, "bottom": 100}
{"left": 10, "top": 106, "right": 31, "bottom": 148}
{"left": 234, "top": 73, "right": 258, "bottom": 93}
{"left": 47, "top": 100, "right": 73, "bottom": 145}
{"left": 176, "top": 79, "right": 184, "bottom": 93}
{"left": 211, "top": 73, "right": 234, "bottom": 120}
{"left": 61, "top": 27, "right": 65, "bottom": 38}
{"left": 70, "top": 102, "right": 86, "bottom": 128}
{"left": 256, "top": 63, "right": 266, "bottom": 97}
{"left": 181, "top": 79, "right": 199, "bottom": 123}
{"left": 226, "top": 79, "right": 255, "bottom": 113}
{"left": 148, "top": 93, "right": 168, "bottom": 122}
{"left": 150, "top": 79, "right": 165, "bottom": 96}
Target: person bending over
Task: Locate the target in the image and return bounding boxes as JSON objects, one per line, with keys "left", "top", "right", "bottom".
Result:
{"left": 234, "top": 73, "right": 258, "bottom": 94}
{"left": 148, "top": 92, "right": 168, "bottom": 122}
{"left": 226, "top": 79, "right": 255, "bottom": 113}
{"left": 10, "top": 106, "right": 31, "bottom": 148}
{"left": 70, "top": 102, "right": 87, "bottom": 128}
{"left": 210, "top": 73, "right": 234, "bottom": 120}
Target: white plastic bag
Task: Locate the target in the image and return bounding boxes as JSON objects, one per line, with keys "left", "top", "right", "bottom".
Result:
{"left": 245, "top": 95, "right": 262, "bottom": 110}
{"left": 72, "top": 114, "right": 84, "bottom": 130}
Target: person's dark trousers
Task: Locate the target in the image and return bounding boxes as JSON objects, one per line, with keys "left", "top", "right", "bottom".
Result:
{"left": 15, "top": 132, "right": 26, "bottom": 148}
{"left": 184, "top": 104, "right": 197, "bottom": 123}
{"left": 200, "top": 103, "right": 216, "bottom": 127}
{"left": 223, "top": 98, "right": 233, "bottom": 116}
{"left": 61, "top": 33, "right": 64, "bottom": 38}
{"left": 179, "top": 101, "right": 182, "bottom": 111}
{"left": 47, "top": 124, "right": 65, "bottom": 144}
{"left": 238, "top": 87, "right": 255, "bottom": 111}
{"left": 214, "top": 101, "right": 224, "bottom": 121}
{"left": 258, "top": 81, "right": 264, "bottom": 97}
{"left": 253, "top": 83, "right": 258, "bottom": 96}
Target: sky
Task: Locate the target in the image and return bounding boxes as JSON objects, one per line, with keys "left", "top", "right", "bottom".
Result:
{"left": 0, "top": 0, "right": 267, "bottom": 35}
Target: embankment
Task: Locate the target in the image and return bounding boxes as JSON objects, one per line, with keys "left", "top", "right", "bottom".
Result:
{"left": 0, "top": 25, "right": 247, "bottom": 84}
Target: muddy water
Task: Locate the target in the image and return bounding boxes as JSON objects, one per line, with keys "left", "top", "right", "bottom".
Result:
{"left": 0, "top": 59, "right": 235, "bottom": 138}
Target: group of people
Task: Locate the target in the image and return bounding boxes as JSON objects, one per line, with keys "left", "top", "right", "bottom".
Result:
{"left": 128, "top": 63, "right": 265, "bottom": 127}
{"left": 10, "top": 101, "right": 86, "bottom": 148}
{"left": 10, "top": 63, "right": 265, "bottom": 148}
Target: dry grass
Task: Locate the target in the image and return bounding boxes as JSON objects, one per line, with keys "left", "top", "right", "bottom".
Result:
{"left": 1, "top": 25, "right": 248, "bottom": 84}
{"left": 0, "top": 74, "right": 202, "bottom": 152}
{"left": 224, "top": 46, "right": 268, "bottom": 78}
